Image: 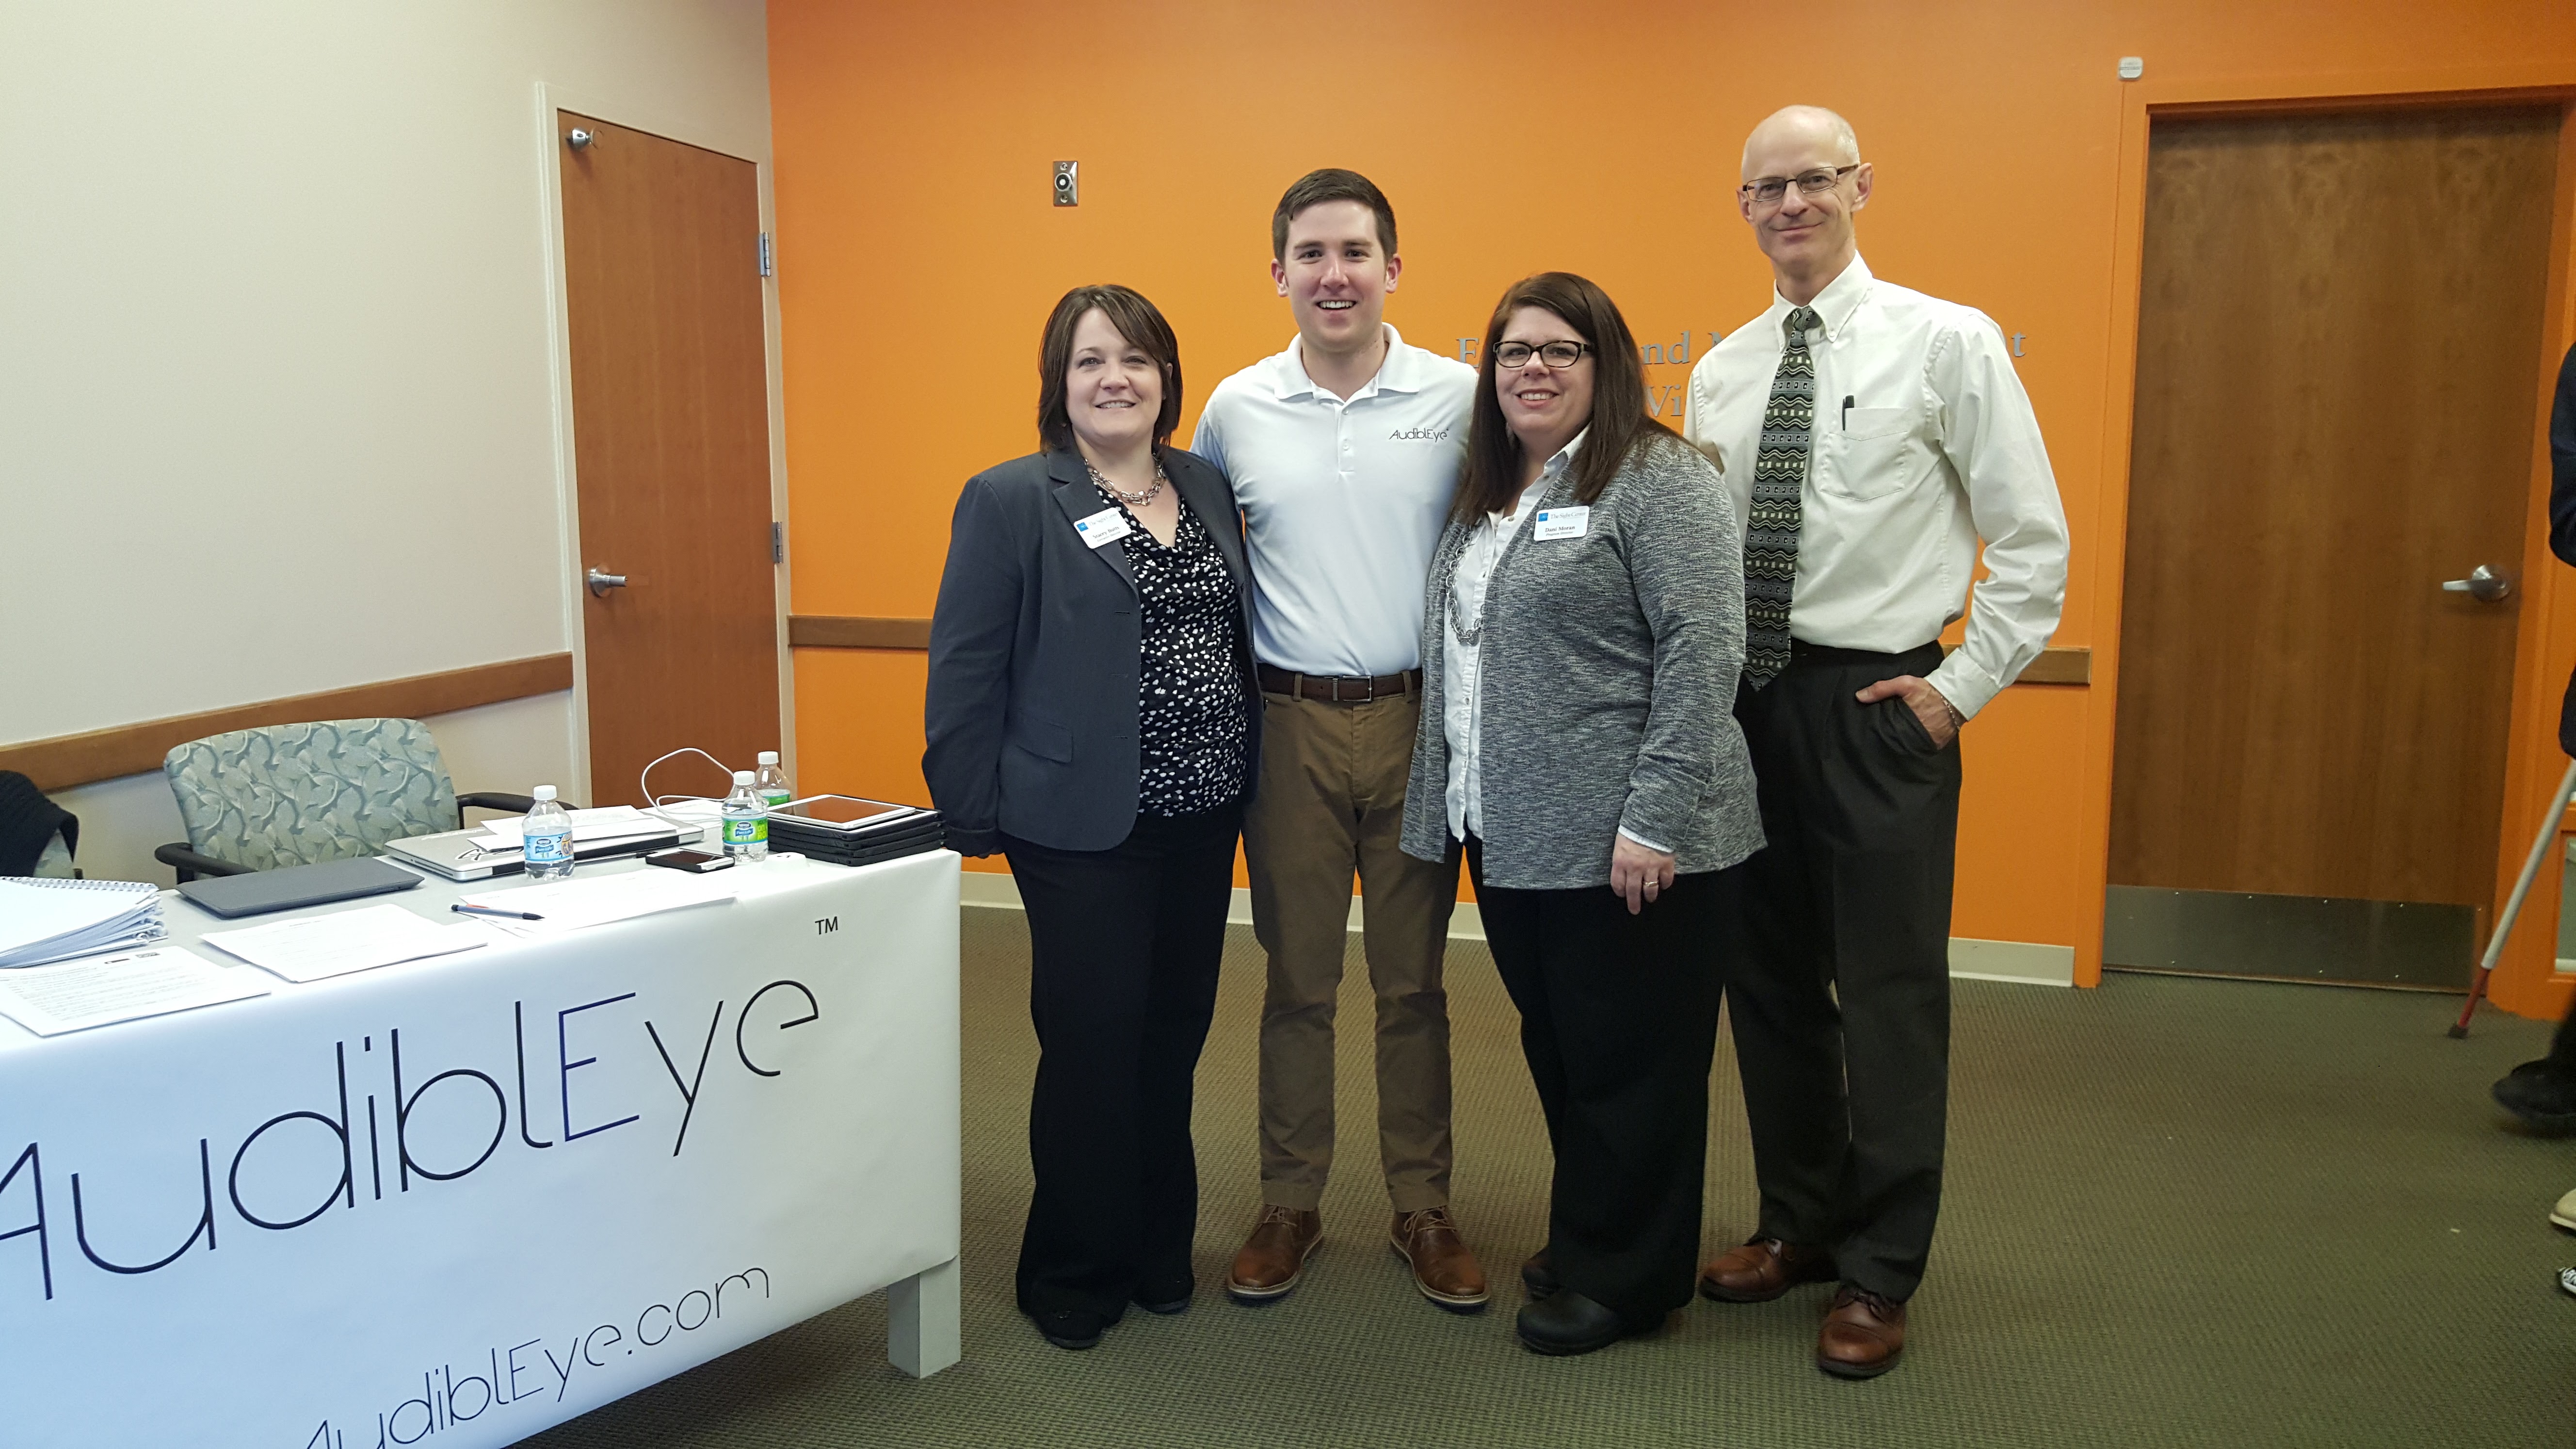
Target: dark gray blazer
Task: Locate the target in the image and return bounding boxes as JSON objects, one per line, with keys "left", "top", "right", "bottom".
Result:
{"left": 1399, "top": 433, "right": 1763, "bottom": 888}
{"left": 924, "top": 447, "right": 1257, "bottom": 856}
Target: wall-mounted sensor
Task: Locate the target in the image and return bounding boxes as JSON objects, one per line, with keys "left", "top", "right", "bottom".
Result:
{"left": 2118, "top": 56, "right": 2144, "bottom": 80}
{"left": 1054, "top": 160, "right": 1079, "bottom": 206}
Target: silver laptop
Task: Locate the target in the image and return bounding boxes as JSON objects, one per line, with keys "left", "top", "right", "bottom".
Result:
{"left": 381, "top": 821, "right": 701, "bottom": 882}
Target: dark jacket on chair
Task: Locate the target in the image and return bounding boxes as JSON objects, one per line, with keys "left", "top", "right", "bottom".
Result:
{"left": 924, "top": 447, "right": 1258, "bottom": 856}
{"left": 0, "top": 772, "right": 76, "bottom": 877}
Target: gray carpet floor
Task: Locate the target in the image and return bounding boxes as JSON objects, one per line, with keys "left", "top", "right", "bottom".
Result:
{"left": 527, "top": 908, "right": 2575, "bottom": 1449}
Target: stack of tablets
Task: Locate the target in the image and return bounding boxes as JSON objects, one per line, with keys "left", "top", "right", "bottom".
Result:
{"left": 766, "top": 796, "right": 947, "bottom": 868}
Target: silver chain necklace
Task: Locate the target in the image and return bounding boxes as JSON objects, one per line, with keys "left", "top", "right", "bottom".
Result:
{"left": 1447, "top": 516, "right": 1513, "bottom": 647}
{"left": 1449, "top": 476, "right": 1553, "bottom": 646}
{"left": 1085, "top": 456, "right": 1166, "bottom": 507}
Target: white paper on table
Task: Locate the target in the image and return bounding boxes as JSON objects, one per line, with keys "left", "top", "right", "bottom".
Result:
{"left": 470, "top": 805, "right": 670, "bottom": 851}
{"left": 0, "top": 945, "right": 269, "bottom": 1037}
{"left": 460, "top": 868, "right": 738, "bottom": 934}
{"left": 200, "top": 904, "right": 498, "bottom": 982}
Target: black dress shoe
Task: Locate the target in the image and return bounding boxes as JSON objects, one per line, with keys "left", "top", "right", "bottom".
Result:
{"left": 2495, "top": 1061, "right": 2576, "bottom": 1134}
{"left": 1514, "top": 1288, "right": 1658, "bottom": 1355}
{"left": 1135, "top": 1275, "right": 1193, "bottom": 1315}
{"left": 1031, "top": 1308, "right": 1108, "bottom": 1350}
{"left": 1522, "top": 1250, "right": 1559, "bottom": 1301}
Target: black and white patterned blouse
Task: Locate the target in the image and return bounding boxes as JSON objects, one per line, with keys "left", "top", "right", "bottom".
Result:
{"left": 1096, "top": 486, "right": 1251, "bottom": 816}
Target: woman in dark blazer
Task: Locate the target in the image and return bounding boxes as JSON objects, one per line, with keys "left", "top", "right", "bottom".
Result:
{"left": 924, "top": 284, "right": 1258, "bottom": 1352}
{"left": 1400, "top": 272, "right": 1762, "bottom": 1355}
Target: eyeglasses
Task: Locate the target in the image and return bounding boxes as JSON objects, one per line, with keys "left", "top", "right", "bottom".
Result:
{"left": 1491, "top": 341, "right": 1591, "bottom": 370}
{"left": 1739, "top": 164, "right": 1861, "bottom": 206}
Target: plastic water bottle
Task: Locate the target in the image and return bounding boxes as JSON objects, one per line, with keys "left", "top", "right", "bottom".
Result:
{"left": 523, "top": 785, "right": 574, "bottom": 882}
{"left": 721, "top": 770, "right": 769, "bottom": 862}
{"left": 755, "top": 751, "right": 793, "bottom": 811}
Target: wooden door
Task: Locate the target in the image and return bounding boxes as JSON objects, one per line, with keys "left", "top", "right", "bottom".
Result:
{"left": 2106, "top": 107, "right": 2560, "bottom": 985}
{"left": 559, "top": 113, "right": 780, "bottom": 806}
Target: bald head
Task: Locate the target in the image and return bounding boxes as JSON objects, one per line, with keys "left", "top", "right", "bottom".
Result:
{"left": 1741, "top": 105, "right": 1859, "bottom": 180}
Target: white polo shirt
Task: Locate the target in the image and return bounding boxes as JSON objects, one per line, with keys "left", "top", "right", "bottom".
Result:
{"left": 1191, "top": 325, "right": 1476, "bottom": 677}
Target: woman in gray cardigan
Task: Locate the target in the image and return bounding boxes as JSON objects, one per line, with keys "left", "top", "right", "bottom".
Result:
{"left": 1400, "top": 272, "right": 1762, "bottom": 1355}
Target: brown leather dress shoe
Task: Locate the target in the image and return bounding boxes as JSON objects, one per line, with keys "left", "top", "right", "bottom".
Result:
{"left": 1389, "top": 1208, "right": 1489, "bottom": 1310}
{"left": 1226, "top": 1206, "right": 1322, "bottom": 1303}
{"left": 1698, "top": 1236, "right": 1836, "bottom": 1303}
{"left": 1816, "top": 1285, "right": 1907, "bottom": 1378}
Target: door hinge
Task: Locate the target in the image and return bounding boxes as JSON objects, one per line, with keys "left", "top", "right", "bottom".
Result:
{"left": 771, "top": 522, "right": 784, "bottom": 564}
{"left": 758, "top": 233, "right": 773, "bottom": 277}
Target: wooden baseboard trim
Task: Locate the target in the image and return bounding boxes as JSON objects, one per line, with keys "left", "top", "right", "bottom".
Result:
{"left": 2018, "top": 645, "right": 2092, "bottom": 686}
{"left": 789, "top": 615, "right": 933, "bottom": 650}
{"left": 0, "top": 653, "right": 576, "bottom": 793}
{"left": 790, "top": 613, "right": 2093, "bottom": 686}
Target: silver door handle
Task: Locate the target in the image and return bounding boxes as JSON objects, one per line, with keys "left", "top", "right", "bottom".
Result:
{"left": 586, "top": 567, "right": 628, "bottom": 598}
{"left": 2440, "top": 565, "right": 2511, "bottom": 603}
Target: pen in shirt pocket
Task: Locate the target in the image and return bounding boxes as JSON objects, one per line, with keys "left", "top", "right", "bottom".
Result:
{"left": 1841, "top": 395, "right": 1855, "bottom": 431}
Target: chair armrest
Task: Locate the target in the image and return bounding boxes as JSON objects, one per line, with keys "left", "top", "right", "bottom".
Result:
{"left": 155, "top": 842, "right": 252, "bottom": 884}
{"left": 455, "top": 791, "right": 540, "bottom": 826}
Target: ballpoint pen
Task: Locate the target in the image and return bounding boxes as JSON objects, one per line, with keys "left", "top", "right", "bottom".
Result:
{"left": 452, "top": 903, "right": 545, "bottom": 921}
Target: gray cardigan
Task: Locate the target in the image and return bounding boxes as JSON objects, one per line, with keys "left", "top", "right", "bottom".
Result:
{"left": 1399, "top": 433, "right": 1763, "bottom": 889}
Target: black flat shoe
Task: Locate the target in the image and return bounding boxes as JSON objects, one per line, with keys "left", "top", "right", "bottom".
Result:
{"left": 2495, "top": 1061, "right": 2576, "bottom": 1134}
{"left": 1514, "top": 1288, "right": 1659, "bottom": 1356}
{"left": 1135, "top": 1276, "right": 1193, "bottom": 1315}
{"left": 1031, "top": 1308, "right": 1108, "bottom": 1350}
{"left": 1522, "top": 1249, "right": 1559, "bottom": 1301}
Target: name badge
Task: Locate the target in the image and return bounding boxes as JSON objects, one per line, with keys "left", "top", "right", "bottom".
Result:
{"left": 1532, "top": 506, "right": 1590, "bottom": 541}
{"left": 1074, "top": 506, "right": 1133, "bottom": 549}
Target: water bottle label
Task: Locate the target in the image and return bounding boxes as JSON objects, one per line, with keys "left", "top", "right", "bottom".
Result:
{"left": 525, "top": 831, "right": 572, "bottom": 865}
{"left": 761, "top": 790, "right": 792, "bottom": 809}
{"left": 724, "top": 817, "right": 768, "bottom": 845}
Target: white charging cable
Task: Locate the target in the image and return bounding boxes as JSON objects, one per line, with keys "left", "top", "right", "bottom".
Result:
{"left": 637, "top": 747, "right": 738, "bottom": 829}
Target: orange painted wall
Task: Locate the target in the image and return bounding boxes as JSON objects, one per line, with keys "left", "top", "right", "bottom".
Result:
{"left": 767, "top": 0, "right": 2576, "bottom": 1014}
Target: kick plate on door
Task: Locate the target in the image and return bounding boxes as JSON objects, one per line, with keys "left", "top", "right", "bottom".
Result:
{"left": 2102, "top": 886, "right": 2478, "bottom": 990}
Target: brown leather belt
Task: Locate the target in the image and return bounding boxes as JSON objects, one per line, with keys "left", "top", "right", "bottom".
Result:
{"left": 1256, "top": 663, "right": 1421, "bottom": 704}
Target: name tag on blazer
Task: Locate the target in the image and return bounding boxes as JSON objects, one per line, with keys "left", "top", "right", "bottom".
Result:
{"left": 1532, "top": 506, "right": 1590, "bottom": 541}
{"left": 1074, "top": 506, "right": 1134, "bottom": 548}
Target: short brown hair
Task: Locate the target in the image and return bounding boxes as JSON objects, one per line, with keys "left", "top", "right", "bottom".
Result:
{"left": 1272, "top": 168, "right": 1397, "bottom": 261}
{"left": 1035, "top": 284, "right": 1184, "bottom": 454}
{"left": 1455, "top": 272, "right": 1676, "bottom": 522}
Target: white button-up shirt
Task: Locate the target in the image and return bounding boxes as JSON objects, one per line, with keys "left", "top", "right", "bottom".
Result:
{"left": 1682, "top": 255, "right": 2069, "bottom": 717}
{"left": 1192, "top": 325, "right": 1477, "bottom": 677}
{"left": 1442, "top": 438, "right": 1564, "bottom": 842}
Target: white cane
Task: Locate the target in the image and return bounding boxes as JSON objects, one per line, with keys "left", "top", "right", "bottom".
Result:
{"left": 2452, "top": 757, "right": 2576, "bottom": 1038}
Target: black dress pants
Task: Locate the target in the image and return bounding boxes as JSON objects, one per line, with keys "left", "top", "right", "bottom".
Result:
{"left": 1723, "top": 641, "right": 1959, "bottom": 1303}
{"left": 1468, "top": 837, "right": 1729, "bottom": 1322}
{"left": 1001, "top": 799, "right": 1243, "bottom": 1319}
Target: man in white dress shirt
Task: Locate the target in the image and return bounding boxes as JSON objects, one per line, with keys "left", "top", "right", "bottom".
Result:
{"left": 1682, "top": 106, "right": 2069, "bottom": 1378}
{"left": 1191, "top": 169, "right": 1489, "bottom": 1311}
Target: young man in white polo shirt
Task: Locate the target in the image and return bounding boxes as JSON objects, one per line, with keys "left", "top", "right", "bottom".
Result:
{"left": 1191, "top": 169, "right": 1487, "bottom": 1311}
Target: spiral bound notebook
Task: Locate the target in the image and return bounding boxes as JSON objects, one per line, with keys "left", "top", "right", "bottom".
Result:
{"left": 0, "top": 876, "right": 167, "bottom": 968}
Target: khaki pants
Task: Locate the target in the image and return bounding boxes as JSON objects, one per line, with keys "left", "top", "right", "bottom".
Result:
{"left": 1244, "top": 688, "right": 1460, "bottom": 1213}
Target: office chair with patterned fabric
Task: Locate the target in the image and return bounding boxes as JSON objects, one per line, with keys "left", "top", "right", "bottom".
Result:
{"left": 154, "top": 718, "right": 536, "bottom": 880}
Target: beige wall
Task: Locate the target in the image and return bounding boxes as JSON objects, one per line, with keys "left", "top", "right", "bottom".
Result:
{"left": 0, "top": 0, "right": 774, "bottom": 881}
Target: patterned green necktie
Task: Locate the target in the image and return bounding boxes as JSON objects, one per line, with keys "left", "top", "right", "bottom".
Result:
{"left": 1743, "top": 306, "right": 1819, "bottom": 689}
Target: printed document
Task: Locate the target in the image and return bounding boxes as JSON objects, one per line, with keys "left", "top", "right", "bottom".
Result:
{"left": 0, "top": 945, "right": 268, "bottom": 1036}
{"left": 201, "top": 904, "right": 499, "bottom": 983}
